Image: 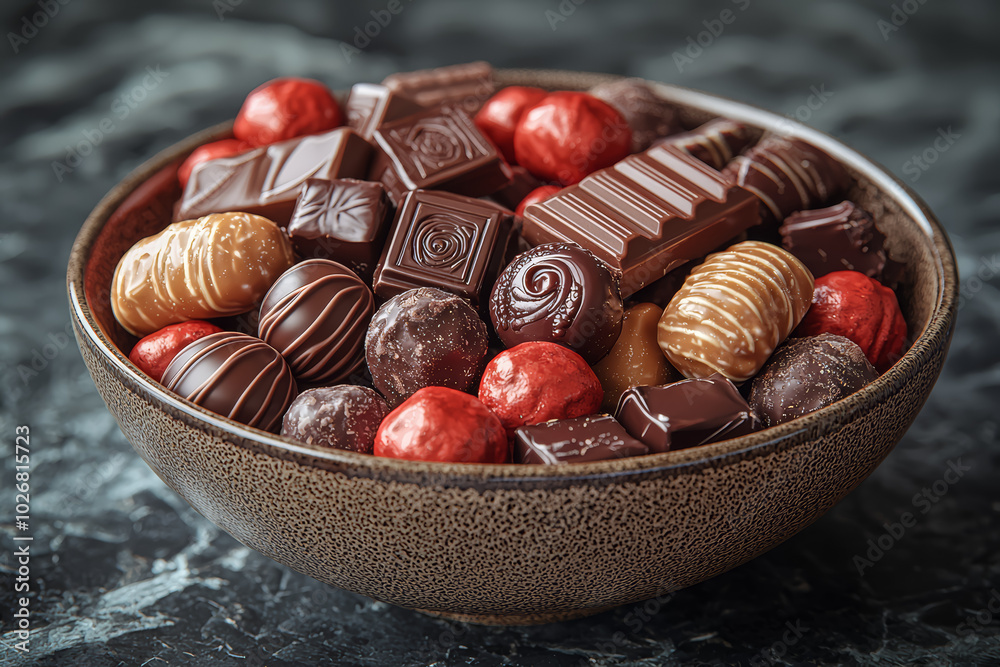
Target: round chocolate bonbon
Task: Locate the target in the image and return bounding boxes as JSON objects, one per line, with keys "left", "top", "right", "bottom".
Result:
{"left": 111, "top": 212, "right": 295, "bottom": 337}
{"left": 259, "top": 259, "right": 374, "bottom": 385}
{"left": 748, "top": 333, "right": 878, "bottom": 427}
{"left": 490, "top": 243, "right": 624, "bottom": 364}
{"left": 365, "top": 287, "right": 489, "bottom": 406}
{"left": 281, "top": 385, "right": 389, "bottom": 454}
{"left": 161, "top": 332, "right": 297, "bottom": 433}
{"left": 658, "top": 240, "right": 814, "bottom": 383}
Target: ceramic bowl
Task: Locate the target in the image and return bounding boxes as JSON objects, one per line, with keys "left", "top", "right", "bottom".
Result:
{"left": 68, "top": 69, "right": 958, "bottom": 625}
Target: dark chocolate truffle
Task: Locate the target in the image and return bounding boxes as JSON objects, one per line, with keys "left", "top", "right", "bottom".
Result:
{"left": 779, "top": 200, "right": 901, "bottom": 285}
{"left": 281, "top": 385, "right": 390, "bottom": 454}
{"left": 589, "top": 78, "right": 682, "bottom": 152}
{"left": 287, "top": 178, "right": 391, "bottom": 282}
{"left": 365, "top": 287, "right": 489, "bottom": 406}
{"left": 723, "top": 135, "right": 850, "bottom": 224}
{"left": 616, "top": 374, "right": 759, "bottom": 453}
{"left": 514, "top": 414, "right": 649, "bottom": 464}
{"left": 749, "top": 333, "right": 878, "bottom": 428}
{"left": 258, "top": 259, "right": 374, "bottom": 386}
{"left": 161, "top": 332, "right": 297, "bottom": 432}
{"left": 490, "top": 243, "right": 624, "bottom": 364}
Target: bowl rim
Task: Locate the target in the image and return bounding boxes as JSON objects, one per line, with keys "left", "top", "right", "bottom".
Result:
{"left": 67, "top": 67, "right": 959, "bottom": 486}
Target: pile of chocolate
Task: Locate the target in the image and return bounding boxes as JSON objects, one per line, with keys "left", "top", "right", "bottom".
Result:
{"left": 113, "top": 61, "right": 909, "bottom": 465}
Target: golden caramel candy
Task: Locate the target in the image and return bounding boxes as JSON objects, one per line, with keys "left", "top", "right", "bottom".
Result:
{"left": 657, "top": 241, "right": 814, "bottom": 382}
{"left": 111, "top": 212, "right": 295, "bottom": 336}
{"left": 593, "top": 303, "right": 679, "bottom": 412}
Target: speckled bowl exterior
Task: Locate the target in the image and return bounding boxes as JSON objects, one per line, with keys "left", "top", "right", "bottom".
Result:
{"left": 68, "top": 69, "right": 958, "bottom": 625}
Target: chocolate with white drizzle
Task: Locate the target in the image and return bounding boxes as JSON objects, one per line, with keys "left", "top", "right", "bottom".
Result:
{"left": 723, "top": 135, "right": 850, "bottom": 224}
{"left": 655, "top": 118, "right": 754, "bottom": 171}
{"left": 657, "top": 240, "right": 814, "bottom": 383}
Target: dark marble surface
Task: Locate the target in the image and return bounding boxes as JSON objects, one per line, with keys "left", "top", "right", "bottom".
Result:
{"left": 1, "top": 1, "right": 998, "bottom": 665}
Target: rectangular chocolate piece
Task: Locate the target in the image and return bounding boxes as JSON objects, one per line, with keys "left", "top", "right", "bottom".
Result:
{"left": 345, "top": 83, "right": 424, "bottom": 140}
{"left": 369, "top": 105, "right": 508, "bottom": 205}
{"left": 287, "top": 178, "right": 391, "bottom": 282}
{"left": 373, "top": 189, "right": 518, "bottom": 308}
{"left": 514, "top": 415, "right": 649, "bottom": 465}
{"left": 381, "top": 61, "right": 495, "bottom": 111}
{"left": 175, "top": 128, "right": 373, "bottom": 225}
{"left": 616, "top": 376, "right": 759, "bottom": 453}
{"left": 522, "top": 144, "right": 759, "bottom": 296}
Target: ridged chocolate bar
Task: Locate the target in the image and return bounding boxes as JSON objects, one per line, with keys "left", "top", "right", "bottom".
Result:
{"left": 369, "top": 104, "right": 508, "bottom": 205}
{"left": 522, "top": 144, "right": 760, "bottom": 296}
{"left": 175, "top": 128, "right": 373, "bottom": 225}
{"left": 373, "top": 190, "right": 519, "bottom": 308}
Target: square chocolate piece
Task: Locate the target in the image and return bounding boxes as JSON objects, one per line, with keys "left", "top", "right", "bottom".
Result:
{"left": 514, "top": 415, "right": 649, "bottom": 465}
{"left": 175, "top": 128, "right": 373, "bottom": 225}
{"left": 345, "top": 83, "right": 424, "bottom": 140}
{"left": 368, "top": 105, "right": 508, "bottom": 205}
{"left": 287, "top": 178, "right": 391, "bottom": 282}
{"left": 372, "top": 190, "right": 518, "bottom": 307}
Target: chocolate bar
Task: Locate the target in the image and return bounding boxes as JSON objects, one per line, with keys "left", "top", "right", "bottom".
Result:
{"left": 344, "top": 83, "right": 424, "bottom": 140}
{"left": 381, "top": 61, "right": 495, "bottom": 111}
{"left": 373, "top": 189, "right": 519, "bottom": 307}
{"left": 514, "top": 414, "right": 649, "bottom": 464}
{"left": 175, "top": 128, "right": 372, "bottom": 225}
{"left": 616, "top": 375, "right": 759, "bottom": 453}
{"left": 369, "top": 104, "right": 508, "bottom": 205}
{"left": 286, "top": 178, "right": 391, "bottom": 282}
{"left": 522, "top": 144, "right": 760, "bottom": 296}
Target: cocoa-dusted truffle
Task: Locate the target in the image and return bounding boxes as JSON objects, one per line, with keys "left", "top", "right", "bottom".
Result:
{"left": 259, "top": 259, "right": 374, "bottom": 386}
{"left": 281, "top": 385, "right": 390, "bottom": 454}
{"left": 748, "top": 333, "right": 878, "bottom": 427}
{"left": 365, "top": 287, "right": 489, "bottom": 406}
{"left": 490, "top": 243, "right": 624, "bottom": 364}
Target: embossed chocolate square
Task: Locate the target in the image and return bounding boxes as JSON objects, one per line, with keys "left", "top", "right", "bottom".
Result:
{"left": 287, "top": 178, "right": 391, "bottom": 282}
{"left": 345, "top": 83, "right": 424, "bottom": 140}
{"left": 368, "top": 105, "right": 508, "bottom": 205}
{"left": 372, "top": 190, "right": 518, "bottom": 307}
{"left": 175, "top": 128, "right": 373, "bottom": 225}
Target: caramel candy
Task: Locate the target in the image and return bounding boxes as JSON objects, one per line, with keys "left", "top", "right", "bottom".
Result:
{"left": 592, "top": 303, "right": 679, "bottom": 412}
{"left": 111, "top": 212, "right": 295, "bottom": 337}
{"left": 657, "top": 241, "right": 814, "bottom": 382}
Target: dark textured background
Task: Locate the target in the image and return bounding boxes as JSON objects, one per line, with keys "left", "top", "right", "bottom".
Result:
{"left": 1, "top": 1, "right": 998, "bottom": 665}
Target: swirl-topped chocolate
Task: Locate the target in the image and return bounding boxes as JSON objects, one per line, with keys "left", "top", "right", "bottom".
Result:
{"left": 258, "top": 259, "right": 374, "bottom": 386}
{"left": 161, "top": 332, "right": 297, "bottom": 433}
{"left": 490, "top": 243, "right": 624, "bottom": 364}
